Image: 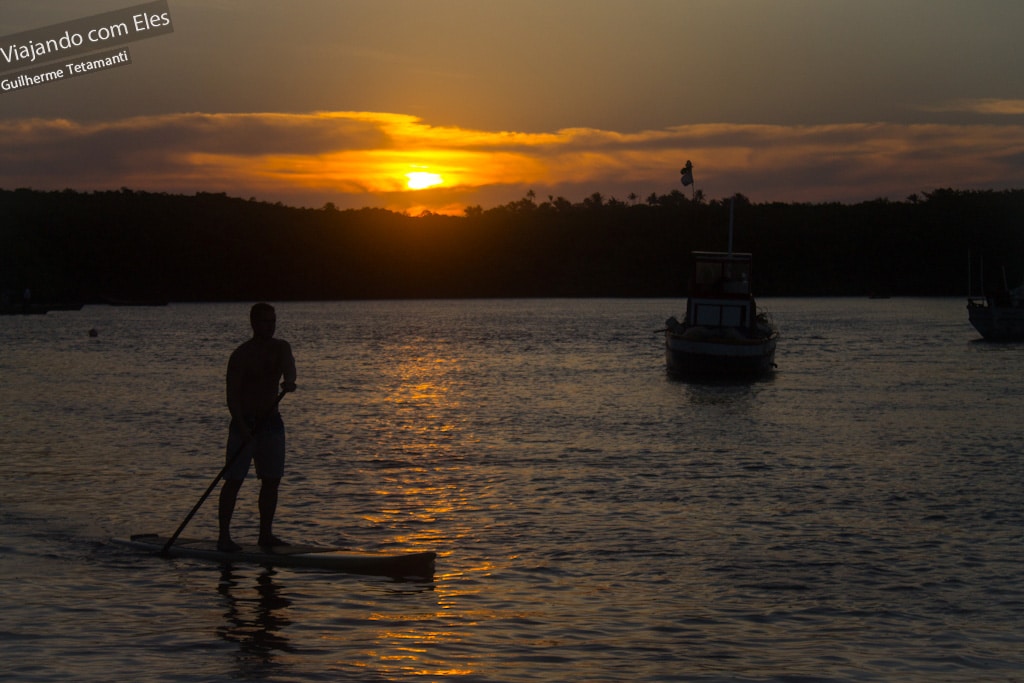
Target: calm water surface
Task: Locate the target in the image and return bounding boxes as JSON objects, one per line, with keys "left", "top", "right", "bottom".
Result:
{"left": 1, "top": 298, "right": 1021, "bottom": 682}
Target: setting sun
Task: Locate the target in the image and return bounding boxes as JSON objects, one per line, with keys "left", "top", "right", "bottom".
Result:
{"left": 406, "top": 171, "right": 443, "bottom": 190}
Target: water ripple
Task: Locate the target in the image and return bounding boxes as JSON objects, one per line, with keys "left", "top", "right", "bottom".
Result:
{"left": 1, "top": 299, "right": 1022, "bottom": 681}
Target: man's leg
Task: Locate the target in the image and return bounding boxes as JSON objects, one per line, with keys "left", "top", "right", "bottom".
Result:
{"left": 258, "top": 477, "right": 283, "bottom": 546}
{"left": 218, "top": 478, "right": 244, "bottom": 552}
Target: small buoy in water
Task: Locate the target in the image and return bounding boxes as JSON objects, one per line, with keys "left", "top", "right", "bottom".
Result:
{"left": 88, "top": 328, "right": 98, "bottom": 337}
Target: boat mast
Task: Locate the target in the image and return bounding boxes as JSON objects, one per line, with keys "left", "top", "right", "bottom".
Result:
{"left": 728, "top": 197, "right": 734, "bottom": 256}
{"left": 968, "top": 250, "right": 972, "bottom": 297}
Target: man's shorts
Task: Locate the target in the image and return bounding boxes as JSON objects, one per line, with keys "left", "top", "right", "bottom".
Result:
{"left": 224, "top": 414, "right": 286, "bottom": 480}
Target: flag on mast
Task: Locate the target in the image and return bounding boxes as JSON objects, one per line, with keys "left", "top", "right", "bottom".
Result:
{"left": 680, "top": 160, "right": 694, "bottom": 187}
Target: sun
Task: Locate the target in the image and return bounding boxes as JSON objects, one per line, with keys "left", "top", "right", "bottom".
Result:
{"left": 406, "top": 171, "right": 443, "bottom": 190}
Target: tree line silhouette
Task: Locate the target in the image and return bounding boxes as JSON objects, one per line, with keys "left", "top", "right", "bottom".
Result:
{"left": 2, "top": 186, "right": 1022, "bottom": 304}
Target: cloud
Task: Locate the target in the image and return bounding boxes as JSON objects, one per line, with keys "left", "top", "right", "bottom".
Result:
{"left": 2, "top": 111, "right": 1024, "bottom": 212}
{"left": 921, "top": 99, "right": 1024, "bottom": 116}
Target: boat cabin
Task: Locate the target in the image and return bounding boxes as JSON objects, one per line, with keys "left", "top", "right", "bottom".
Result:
{"left": 685, "top": 251, "right": 757, "bottom": 329}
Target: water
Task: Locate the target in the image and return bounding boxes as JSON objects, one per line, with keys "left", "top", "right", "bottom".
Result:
{"left": 1, "top": 298, "right": 1021, "bottom": 682}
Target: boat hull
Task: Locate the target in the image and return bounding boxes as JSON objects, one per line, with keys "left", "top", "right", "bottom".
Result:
{"left": 968, "top": 301, "right": 1024, "bottom": 341}
{"left": 665, "top": 330, "right": 777, "bottom": 378}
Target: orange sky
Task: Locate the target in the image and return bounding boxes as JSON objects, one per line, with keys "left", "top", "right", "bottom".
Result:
{"left": 3, "top": 1, "right": 1024, "bottom": 213}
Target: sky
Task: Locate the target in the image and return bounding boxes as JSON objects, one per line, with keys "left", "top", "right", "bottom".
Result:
{"left": 2, "top": 0, "right": 1024, "bottom": 214}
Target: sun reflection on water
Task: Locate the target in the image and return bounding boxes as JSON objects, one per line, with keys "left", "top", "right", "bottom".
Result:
{"left": 328, "top": 346, "right": 506, "bottom": 678}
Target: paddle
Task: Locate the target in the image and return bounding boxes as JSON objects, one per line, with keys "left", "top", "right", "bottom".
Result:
{"left": 161, "top": 389, "right": 287, "bottom": 556}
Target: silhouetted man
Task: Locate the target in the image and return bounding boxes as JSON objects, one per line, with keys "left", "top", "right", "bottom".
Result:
{"left": 218, "top": 302, "right": 297, "bottom": 552}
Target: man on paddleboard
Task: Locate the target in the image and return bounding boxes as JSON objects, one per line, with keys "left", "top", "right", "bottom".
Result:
{"left": 218, "top": 302, "right": 297, "bottom": 553}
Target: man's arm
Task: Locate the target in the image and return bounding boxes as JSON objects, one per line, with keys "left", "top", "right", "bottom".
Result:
{"left": 225, "top": 349, "right": 252, "bottom": 437}
{"left": 280, "top": 340, "right": 297, "bottom": 393}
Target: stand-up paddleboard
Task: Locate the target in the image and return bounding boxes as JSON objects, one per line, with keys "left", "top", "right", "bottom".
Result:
{"left": 114, "top": 534, "right": 436, "bottom": 579}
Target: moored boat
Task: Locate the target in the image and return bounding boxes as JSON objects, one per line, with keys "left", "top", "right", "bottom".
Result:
{"left": 967, "top": 284, "right": 1024, "bottom": 341}
{"left": 665, "top": 250, "right": 778, "bottom": 378}
{"left": 966, "top": 254, "right": 1024, "bottom": 341}
{"left": 0, "top": 301, "right": 83, "bottom": 315}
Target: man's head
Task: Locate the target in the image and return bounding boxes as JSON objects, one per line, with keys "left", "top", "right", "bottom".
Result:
{"left": 250, "top": 302, "right": 277, "bottom": 340}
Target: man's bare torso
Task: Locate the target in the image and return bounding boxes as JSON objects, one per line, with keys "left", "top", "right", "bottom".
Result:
{"left": 226, "top": 337, "right": 295, "bottom": 419}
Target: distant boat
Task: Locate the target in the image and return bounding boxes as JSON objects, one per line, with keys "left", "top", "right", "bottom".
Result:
{"left": 664, "top": 200, "right": 777, "bottom": 378}
{"left": 0, "top": 301, "right": 83, "bottom": 315}
{"left": 966, "top": 255, "right": 1024, "bottom": 341}
{"left": 664, "top": 250, "right": 778, "bottom": 377}
{"left": 967, "top": 284, "right": 1024, "bottom": 341}
{"left": 101, "top": 296, "right": 169, "bottom": 307}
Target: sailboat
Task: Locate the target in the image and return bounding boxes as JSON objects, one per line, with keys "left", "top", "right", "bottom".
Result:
{"left": 967, "top": 254, "right": 1024, "bottom": 341}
